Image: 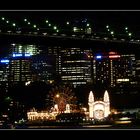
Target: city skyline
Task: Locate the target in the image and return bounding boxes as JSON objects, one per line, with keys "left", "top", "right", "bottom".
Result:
{"left": 0, "top": 42, "right": 139, "bottom": 109}
{"left": 0, "top": 10, "right": 140, "bottom": 129}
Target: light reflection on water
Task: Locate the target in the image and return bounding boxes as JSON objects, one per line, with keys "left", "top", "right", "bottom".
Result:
{"left": 27, "top": 124, "right": 112, "bottom": 129}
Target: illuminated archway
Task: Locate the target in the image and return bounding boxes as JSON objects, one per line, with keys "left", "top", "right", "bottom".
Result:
{"left": 88, "top": 90, "right": 110, "bottom": 119}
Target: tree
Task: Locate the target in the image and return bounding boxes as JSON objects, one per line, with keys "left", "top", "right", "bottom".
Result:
{"left": 25, "top": 81, "right": 51, "bottom": 110}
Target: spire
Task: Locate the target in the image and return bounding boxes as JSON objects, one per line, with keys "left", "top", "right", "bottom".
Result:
{"left": 88, "top": 91, "right": 94, "bottom": 103}
{"left": 88, "top": 91, "right": 94, "bottom": 118}
{"left": 103, "top": 90, "right": 109, "bottom": 103}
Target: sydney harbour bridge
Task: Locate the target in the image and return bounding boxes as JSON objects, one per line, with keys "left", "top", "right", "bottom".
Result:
{"left": 0, "top": 31, "right": 140, "bottom": 53}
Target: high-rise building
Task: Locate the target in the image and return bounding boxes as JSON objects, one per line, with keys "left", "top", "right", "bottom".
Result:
{"left": 2, "top": 42, "right": 138, "bottom": 93}
{"left": 93, "top": 52, "right": 111, "bottom": 87}
{"left": 94, "top": 51, "right": 137, "bottom": 94}
{"left": 36, "top": 46, "right": 61, "bottom": 83}
{"left": 9, "top": 57, "right": 32, "bottom": 83}
{"left": 0, "top": 59, "right": 9, "bottom": 92}
{"left": 31, "top": 54, "right": 56, "bottom": 83}
{"left": 47, "top": 46, "right": 61, "bottom": 75}
{"left": 10, "top": 44, "right": 40, "bottom": 56}
{"left": 8, "top": 43, "right": 40, "bottom": 84}
{"left": 115, "top": 54, "right": 137, "bottom": 94}
{"left": 60, "top": 47, "right": 92, "bottom": 87}
{"left": 136, "top": 57, "right": 140, "bottom": 84}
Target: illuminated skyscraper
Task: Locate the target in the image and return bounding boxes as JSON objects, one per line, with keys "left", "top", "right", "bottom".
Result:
{"left": 115, "top": 54, "right": 137, "bottom": 94}
{"left": 9, "top": 56, "right": 32, "bottom": 83}
{"left": 94, "top": 51, "right": 137, "bottom": 94}
{"left": 8, "top": 43, "right": 39, "bottom": 84}
{"left": 60, "top": 47, "right": 92, "bottom": 87}
{"left": 136, "top": 57, "right": 140, "bottom": 84}
{"left": 47, "top": 46, "right": 61, "bottom": 75}
{"left": 10, "top": 44, "right": 40, "bottom": 56}
{"left": 4, "top": 43, "right": 138, "bottom": 93}
{"left": 31, "top": 54, "right": 56, "bottom": 83}
{"left": 0, "top": 59, "right": 9, "bottom": 92}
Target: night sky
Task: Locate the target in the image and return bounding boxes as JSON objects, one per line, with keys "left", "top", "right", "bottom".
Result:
{"left": 0, "top": 10, "right": 139, "bottom": 23}
{"left": 0, "top": 11, "right": 139, "bottom": 22}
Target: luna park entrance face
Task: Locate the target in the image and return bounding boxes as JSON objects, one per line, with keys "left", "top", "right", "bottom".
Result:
{"left": 94, "top": 110, "right": 104, "bottom": 119}
{"left": 93, "top": 102, "right": 105, "bottom": 120}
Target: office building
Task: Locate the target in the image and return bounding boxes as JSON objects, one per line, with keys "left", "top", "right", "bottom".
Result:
{"left": 8, "top": 43, "right": 40, "bottom": 84}
{"left": 0, "top": 59, "right": 9, "bottom": 92}
{"left": 94, "top": 51, "right": 137, "bottom": 94}
{"left": 60, "top": 47, "right": 92, "bottom": 87}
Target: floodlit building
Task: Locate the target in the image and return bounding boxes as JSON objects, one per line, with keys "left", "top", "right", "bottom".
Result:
{"left": 88, "top": 90, "right": 110, "bottom": 119}
{"left": 27, "top": 104, "right": 71, "bottom": 121}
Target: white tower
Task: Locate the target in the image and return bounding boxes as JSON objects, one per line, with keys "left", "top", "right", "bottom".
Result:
{"left": 103, "top": 90, "right": 110, "bottom": 117}
{"left": 88, "top": 91, "right": 94, "bottom": 118}
{"left": 54, "top": 104, "right": 59, "bottom": 113}
{"left": 65, "top": 104, "right": 70, "bottom": 113}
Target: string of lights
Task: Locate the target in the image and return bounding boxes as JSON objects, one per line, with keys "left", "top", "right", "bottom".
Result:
{"left": 0, "top": 16, "right": 135, "bottom": 39}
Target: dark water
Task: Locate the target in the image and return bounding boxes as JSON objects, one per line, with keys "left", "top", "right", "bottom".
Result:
{"left": 19, "top": 124, "right": 140, "bottom": 129}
